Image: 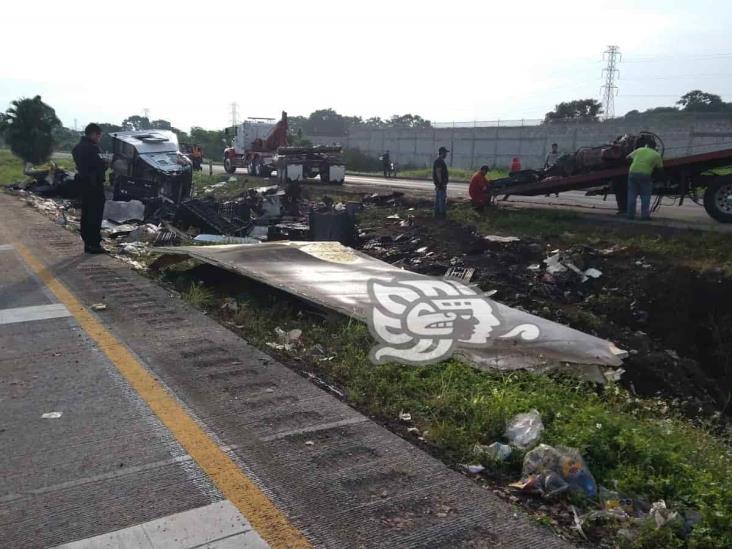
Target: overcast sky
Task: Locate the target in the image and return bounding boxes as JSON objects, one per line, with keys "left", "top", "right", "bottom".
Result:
{"left": 2, "top": 0, "right": 731, "bottom": 131}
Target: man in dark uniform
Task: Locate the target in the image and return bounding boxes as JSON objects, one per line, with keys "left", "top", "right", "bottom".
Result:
{"left": 432, "top": 146, "right": 449, "bottom": 218}
{"left": 381, "top": 150, "right": 391, "bottom": 178}
{"left": 72, "top": 123, "right": 107, "bottom": 253}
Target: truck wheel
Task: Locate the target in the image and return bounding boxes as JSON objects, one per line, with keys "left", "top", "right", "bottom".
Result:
{"left": 704, "top": 178, "right": 732, "bottom": 222}
{"left": 320, "top": 166, "right": 330, "bottom": 183}
{"left": 224, "top": 157, "right": 236, "bottom": 174}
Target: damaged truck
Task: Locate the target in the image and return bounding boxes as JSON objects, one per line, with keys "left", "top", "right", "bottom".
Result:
{"left": 223, "top": 111, "right": 346, "bottom": 184}
{"left": 109, "top": 130, "right": 193, "bottom": 205}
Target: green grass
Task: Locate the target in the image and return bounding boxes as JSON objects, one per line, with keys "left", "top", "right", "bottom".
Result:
{"left": 0, "top": 149, "right": 76, "bottom": 186}
{"left": 160, "top": 264, "right": 732, "bottom": 549}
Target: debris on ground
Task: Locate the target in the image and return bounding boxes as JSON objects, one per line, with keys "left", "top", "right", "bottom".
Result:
{"left": 102, "top": 199, "right": 145, "bottom": 223}
{"left": 41, "top": 412, "right": 63, "bottom": 419}
{"left": 505, "top": 410, "right": 544, "bottom": 449}
{"left": 90, "top": 303, "right": 108, "bottom": 311}
{"left": 475, "top": 442, "right": 512, "bottom": 462}
{"left": 510, "top": 444, "right": 597, "bottom": 499}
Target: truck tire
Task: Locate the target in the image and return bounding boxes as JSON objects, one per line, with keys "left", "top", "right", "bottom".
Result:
{"left": 320, "top": 165, "right": 330, "bottom": 184}
{"left": 703, "top": 177, "right": 732, "bottom": 223}
{"left": 224, "top": 157, "right": 236, "bottom": 174}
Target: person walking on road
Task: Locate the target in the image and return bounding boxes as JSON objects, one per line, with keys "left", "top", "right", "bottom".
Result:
{"left": 381, "top": 150, "right": 391, "bottom": 178}
{"left": 626, "top": 137, "right": 663, "bottom": 220}
{"left": 72, "top": 123, "right": 108, "bottom": 253}
{"left": 433, "top": 146, "right": 449, "bottom": 218}
{"left": 469, "top": 165, "right": 491, "bottom": 212}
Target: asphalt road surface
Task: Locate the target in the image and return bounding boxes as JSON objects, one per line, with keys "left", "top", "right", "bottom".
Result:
{"left": 212, "top": 164, "right": 730, "bottom": 232}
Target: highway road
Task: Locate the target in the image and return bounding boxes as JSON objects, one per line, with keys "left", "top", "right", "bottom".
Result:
{"left": 214, "top": 164, "right": 730, "bottom": 232}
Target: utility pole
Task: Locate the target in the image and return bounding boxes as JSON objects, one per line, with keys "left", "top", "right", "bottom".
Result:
{"left": 143, "top": 108, "right": 151, "bottom": 120}
{"left": 601, "top": 45, "right": 621, "bottom": 120}
{"left": 230, "top": 102, "right": 239, "bottom": 126}
{"left": 73, "top": 118, "right": 78, "bottom": 132}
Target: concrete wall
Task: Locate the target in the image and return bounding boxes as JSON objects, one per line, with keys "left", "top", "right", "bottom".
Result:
{"left": 308, "top": 115, "right": 732, "bottom": 170}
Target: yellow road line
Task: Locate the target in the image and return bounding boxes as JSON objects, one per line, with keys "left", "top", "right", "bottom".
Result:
{"left": 14, "top": 244, "right": 311, "bottom": 549}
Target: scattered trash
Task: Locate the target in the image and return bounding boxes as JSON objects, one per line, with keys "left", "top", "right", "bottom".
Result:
{"left": 102, "top": 199, "right": 145, "bottom": 223}
{"left": 584, "top": 268, "right": 603, "bottom": 279}
{"left": 649, "top": 500, "right": 679, "bottom": 529}
{"left": 90, "top": 303, "right": 107, "bottom": 311}
{"left": 512, "top": 444, "right": 597, "bottom": 499}
{"left": 41, "top": 412, "right": 63, "bottom": 419}
{"left": 571, "top": 505, "right": 588, "bottom": 540}
{"left": 462, "top": 464, "right": 485, "bottom": 474}
{"left": 484, "top": 235, "right": 520, "bottom": 243}
{"left": 444, "top": 266, "right": 475, "bottom": 283}
{"left": 407, "top": 427, "right": 421, "bottom": 435}
{"left": 545, "top": 253, "right": 568, "bottom": 274}
{"left": 475, "top": 441, "right": 512, "bottom": 462}
{"left": 193, "top": 234, "right": 259, "bottom": 245}
{"left": 505, "top": 409, "right": 544, "bottom": 448}
{"left": 305, "top": 440, "right": 314, "bottom": 446}
{"left": 221, "top": 298, "right": 239, "bottom": 312}
{"left": 398, "top": 411, "right": 412, "bottom": 422}
{"left": 665, "top": 349, "right": 680, "bottom": 361}
{"left": 527, "top": 264, "right": 541, "bottom": 271}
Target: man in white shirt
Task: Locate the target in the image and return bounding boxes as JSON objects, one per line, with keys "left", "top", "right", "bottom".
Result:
{"left": 544, "top": 143, "right": 561, "bottom": 169}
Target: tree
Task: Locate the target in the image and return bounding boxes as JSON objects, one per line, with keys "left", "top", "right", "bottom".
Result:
{"left": 387, "top": 114, "right": 432, "bottom": 128}
{"left": 190, "top": 127, "right": 227, "bottom": 159}
{"left": 544, "top": 99, "right": 603, "bottom": 123}
{"left": 0, "top": 96, "right": 61, "bottom": 164}
{"left": 363, "top": 116, "right": 387, "bottom": 128}
{"left": 121, "top": 115, "right": 152, "bottom": 131}
{"left": 677, "top": 90, "right": 728, "bottom": 112}
{"left": 304, "top": 109, "right": 347, "bottom": 136}
{"left": 150, "top": 119, "right": 172, "bottom": 130}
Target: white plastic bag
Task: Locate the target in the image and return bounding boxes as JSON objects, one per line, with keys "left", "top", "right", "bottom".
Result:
{"left": 505, "top": 409, "right": 544, "bottom": 448}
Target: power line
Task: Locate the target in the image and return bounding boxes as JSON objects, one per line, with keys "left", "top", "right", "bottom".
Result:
{"left": 601, "top": 45, "right": 621, "bottom": 120}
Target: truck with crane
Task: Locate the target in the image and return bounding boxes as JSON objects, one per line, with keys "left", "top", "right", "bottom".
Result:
{"left": 491, "top": 132, "right": 732, "bottom": 223}
{"left": 223, "top": 111, "right": 346, "bottom": 184}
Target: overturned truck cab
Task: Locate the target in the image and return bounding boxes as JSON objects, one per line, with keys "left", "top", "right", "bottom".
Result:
{"left": 109, "top": 130, "right": 193, "bottom": 205}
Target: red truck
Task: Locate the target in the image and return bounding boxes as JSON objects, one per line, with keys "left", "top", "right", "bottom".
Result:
{"left": 223, "top": 111, "right": 346, "bottom": 184}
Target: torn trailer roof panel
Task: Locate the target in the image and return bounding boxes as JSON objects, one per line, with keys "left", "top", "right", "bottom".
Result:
{"left": 152, "top": 242, "right": 626, "bottom": 378}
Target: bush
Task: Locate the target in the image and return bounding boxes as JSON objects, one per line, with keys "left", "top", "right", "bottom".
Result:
{"left": 343, "top": 148, "right": 383, "bottom": 172}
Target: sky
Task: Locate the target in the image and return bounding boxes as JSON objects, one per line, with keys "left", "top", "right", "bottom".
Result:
{"left": 2, "top": 0, "right": 731, "bottom": 131}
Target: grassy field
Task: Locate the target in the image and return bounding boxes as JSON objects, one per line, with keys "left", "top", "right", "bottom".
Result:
{"left": 0, "top": 149, "right": 75, "bottom": 186}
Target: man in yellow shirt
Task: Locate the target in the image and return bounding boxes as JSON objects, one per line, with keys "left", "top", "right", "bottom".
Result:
{"left": 626, "top": 138, "right": 663, "bottom": 220}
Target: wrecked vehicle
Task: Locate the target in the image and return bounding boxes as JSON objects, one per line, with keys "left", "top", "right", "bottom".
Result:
{"left": 109, "top": 130, "right": 193, "bottom": 204}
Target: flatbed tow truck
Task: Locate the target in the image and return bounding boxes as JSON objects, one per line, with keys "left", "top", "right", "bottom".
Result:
{"left": 491, "top": 138, "right": 732, "bottom": 223}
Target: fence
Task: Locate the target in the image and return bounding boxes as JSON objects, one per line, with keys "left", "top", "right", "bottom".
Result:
{"left": 308, "top": 113, "right": 732, "bottom": 171}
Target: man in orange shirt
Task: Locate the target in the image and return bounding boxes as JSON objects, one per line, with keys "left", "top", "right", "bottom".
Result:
{"left": 469, "top": 165, "right": 491, "bottom": 212}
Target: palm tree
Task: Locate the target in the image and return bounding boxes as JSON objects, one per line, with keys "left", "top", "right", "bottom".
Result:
{"left": 0, "top": 96, "right": 61, "bottom": 164}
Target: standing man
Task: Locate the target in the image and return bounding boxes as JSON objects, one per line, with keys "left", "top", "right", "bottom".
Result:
{"left": 433, "top": 146, "right": 449, "bottom": 218}
{"left": 72, "top": 123, "right": 107, "bottom": 253}
{"left": 544, "top": 143, "right": 561, "bottom": 169}
{"left": 469, "top": 165, "right": 491, "bottom": 212}
{"left": 626, "top": 137, "right": 663, "bottom": 220}
{"left": 381, "top": 150, "right": 391, "bottom": 178}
